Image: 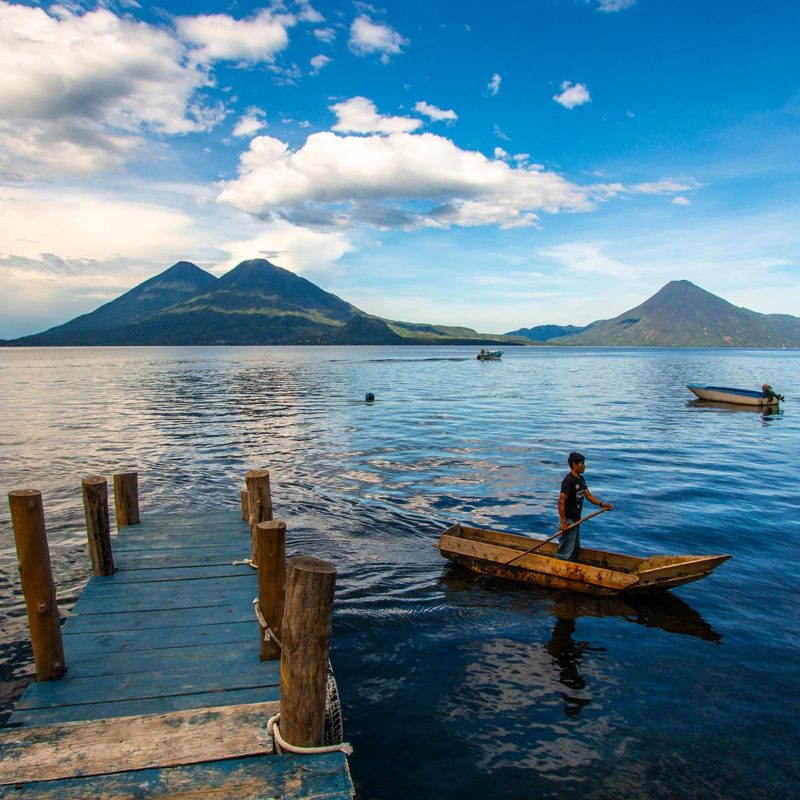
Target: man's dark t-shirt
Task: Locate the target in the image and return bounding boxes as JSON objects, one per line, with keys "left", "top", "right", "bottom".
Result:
{"left": 561, "top": 473, "right": 587, "bottom": 520}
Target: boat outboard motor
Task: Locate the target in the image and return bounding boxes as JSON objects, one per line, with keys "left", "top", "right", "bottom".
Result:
{"left": 762, "top": 384, "right": 785, "bottom": 401}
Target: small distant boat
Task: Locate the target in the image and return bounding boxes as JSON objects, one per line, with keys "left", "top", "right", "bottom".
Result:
{"left": 435, "top": 523, "right": 730, "bottom": 595}
{"left": 687, "top": 384, "right": 783, "bottom": 407}
{"left": 477, "top": 350, "right": 503, "bottom": 360}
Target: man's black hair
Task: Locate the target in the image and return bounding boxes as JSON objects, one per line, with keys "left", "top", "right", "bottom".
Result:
{"left": 568, "top": 451, "right": 585, "bottom": 466}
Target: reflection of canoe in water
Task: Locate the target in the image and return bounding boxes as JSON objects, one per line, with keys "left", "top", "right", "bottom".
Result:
{"left": 687, "top": 385, "right": 781, "bottom": 406}
{"left": 550, "top": 592, "right": 722, "bottom": 642}
{"left": 435, "top": 523, "right": 730, "bottom": 596}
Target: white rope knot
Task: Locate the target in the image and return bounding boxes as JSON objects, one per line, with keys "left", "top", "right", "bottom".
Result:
{"left": 252, "top": 598, "right": 283, "bottom": 648}
{"left": 233, "top": 558, "right": 258, "bottom": 569}
{"left": 267, "top": 713, "right": 353, "bottom": 756}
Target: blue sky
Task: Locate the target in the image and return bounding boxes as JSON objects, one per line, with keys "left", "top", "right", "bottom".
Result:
{"left": 1, "top": 0, "right": 799, "bottom": 338}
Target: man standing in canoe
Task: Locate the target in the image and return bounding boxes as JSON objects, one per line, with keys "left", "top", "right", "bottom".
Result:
{"left": 557, "top": 452, "right": 613, "bottom": 562}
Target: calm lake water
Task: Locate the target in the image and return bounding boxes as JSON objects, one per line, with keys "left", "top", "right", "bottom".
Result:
{"left": 1, "top": 345, "right": 798, "bottom": 799}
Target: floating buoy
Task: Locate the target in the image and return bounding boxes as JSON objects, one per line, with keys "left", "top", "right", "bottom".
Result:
{"left": 365, "top": 392, "right": 375, "bottom": 403}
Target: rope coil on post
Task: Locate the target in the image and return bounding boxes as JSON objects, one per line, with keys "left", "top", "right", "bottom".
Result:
{"left": 254, "top": 595, "right": 347, "bottom": 752}
{"left": 267, "top": 713, "right": 353, "bottom": 756}
{"left": 253, "top": 598, "right": 283, "bottom": 648}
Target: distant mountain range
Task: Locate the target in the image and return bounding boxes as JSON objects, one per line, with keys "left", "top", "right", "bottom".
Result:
{"left": 5, "top": 263, "right": 799, "bottom": 348}
{"left": 7, "top": 259, "right": 521, "bottom": 347}
{"left": 506, "top": 323, "right": 584, "bottom": 341}
{"left": 508, "top": 280, "right": 800, "bottom": 348}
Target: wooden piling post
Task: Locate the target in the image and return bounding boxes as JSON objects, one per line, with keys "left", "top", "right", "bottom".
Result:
{"left": 113, "top": 472, "right": 140, "bottom": 530}
{"left": 245, "top": 469, "right": 272, "bottom": 563}
{"left": 279, "top": 556, "right": 336, "bottom": 748}
{"left": 8, "top": 490, "right": 66, "bottom": 681}
{"left": 240, "top": 488, "right": 249, "bottom": 521}
{"left": 82, "top": 476, "right": 115, "bottom": 577}
{"left": 255, "top": 520, "right": 286, "bottom": 661}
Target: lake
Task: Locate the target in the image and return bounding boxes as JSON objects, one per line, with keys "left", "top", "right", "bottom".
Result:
{"left": 0, "top": 345, "right": 798, "bottom": 799}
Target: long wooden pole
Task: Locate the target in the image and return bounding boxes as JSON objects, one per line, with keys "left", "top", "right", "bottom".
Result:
{"left": 245, "top": 469, "right": 272, "bottom": 564}
{"left": 478, "top": 508, "right": 609, "bottom": 582}
{"left": 279, "top": 556, "right": 336, "bottom": 749}
{"left": 255, "top": 520, "right": 286, "bottom": 661}
{"left": 240, "top": 488, "right": 249, "bottom": 521}
{"left": 8, "top": 490, "right": 66, "bottom": 681}
{"left": 113, "top": 471, "right": 140, "bottom": 530}
{"left": 82, "top": 476, "right": 115, "bottom": 576}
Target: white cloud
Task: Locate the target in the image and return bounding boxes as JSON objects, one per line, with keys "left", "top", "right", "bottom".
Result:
{"left": 218, "top": 219, "right": 353, "bottom": 274}
{"left": 233, "top": 109, "right": 267, "bottom": 137}
{"left": 414, "top": 101, "right": 457, "bottom": 122}
{"left": 310, "top": 54, "right": 332, "bottom": 73}
{"left": 313, "top": 27, "right": 336, "bottom": 43}
{"left": 632, "top": 177, "right": 701, "bottom": 194}
{"left": 349, "top": 15, "right": 408, "bottom": 61}
{"left": 330, "top": 97, "right": 422, "bottom": 134}
{"left": 176, "top": 9, "right": 293, "bottom": 65}
{"left": 487, "top": 73, "right": 502, "bottom": 96}
{"left": 0, "top": 3, "right": 219, "bottom": 176}
{"left": 217, "top": 128, "right": 594, "bottom": 229}
{"left": 597, "top": 0, "right": 636, "bottom": 11}
{"left": 553, "top": 81, "right": 591, "bottom": 109}
{"left": 297, "top": 3, "right": 324, "bottom": 24}
{"left": 672, "top": 196, "right": 691, "bottom": 206}
{"left": 538, "top": 242, "right": 637, "bottom": 278}
{"left": 0, "top": 186, "right": 196, "bottom": 262}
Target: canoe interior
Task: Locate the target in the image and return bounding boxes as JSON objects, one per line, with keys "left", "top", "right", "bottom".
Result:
{"left": 438, "top": 523, "right": 730, "bottom": 595}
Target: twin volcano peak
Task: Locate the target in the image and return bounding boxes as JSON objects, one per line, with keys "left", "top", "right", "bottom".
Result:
{"left": 218, "top": 258, "right": 290, "bottom": 285}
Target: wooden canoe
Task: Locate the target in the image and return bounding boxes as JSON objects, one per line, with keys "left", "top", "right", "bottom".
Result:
{"left": 435, "top": 523, "right": 730, "bottom": 596}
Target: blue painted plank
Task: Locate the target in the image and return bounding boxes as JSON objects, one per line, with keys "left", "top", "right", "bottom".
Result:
{"left": 62, "top": 620, "right": 253, "bottom": 658}
{"left": 79, "top": 572, "right": 252, "bottom": 599}
{"left": 16, "top": 656, "right": 280, "bottom": 709}
{"left": 93, "top": 563, "right": 252, "bottom": 584}
{"left": 0, "top": 752, "right": 353, "bottom": 799}
{"left": 62, "top": 605, "right": 252, "bottom": 634}
{"left": 113, "top": 544, "right": 245, "bottom": 569}
{"left": 71, "top": 584, "right": 254, "bottom": 615}
{"left": 112, "top": 520, "right": 249, "bottom": 546}
{"left": 9, "top": 687, "right": 276, "bottom": 726}
{"left": 64, "top": 641, "right": 268, "bottom": 679}
{"left": 111, "top": 536, "right": 249, "bottom": 553}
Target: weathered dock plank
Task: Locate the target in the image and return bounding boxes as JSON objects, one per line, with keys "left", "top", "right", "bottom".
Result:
{"left": 10, "top": 688, "right": 272, "bottom": 726}
{"left": 61, "top": 604, "right": 251, "bottom": 634}
{"left": 78, "top": 571, "right": 253, "bottom": 599}
{"left": 0, "top": 701, "right": 279, "bottom": 785}
{"left": 107, "top": 564, "right": 248, "bottom": 583}
{"left": 71, "top": 580, "right": 253, "bottom": 615}
{"left": 14, "top": 652, "right": 279, "bottom": 709}
{"left": 61, "top": 640, "right": 268, "bottom": 679}
{"left": 0, "top": 752, "right": 353, "bottom": 800}
{"left": 111, "top": 544, "right": 244, "bottom": 569}
{"left": 62, "top": 619, "right": 253, "bottom": 658}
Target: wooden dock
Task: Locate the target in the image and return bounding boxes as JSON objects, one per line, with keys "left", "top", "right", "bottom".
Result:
{"left": 1, "top": 475, "right": 354, "bottom": 799}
